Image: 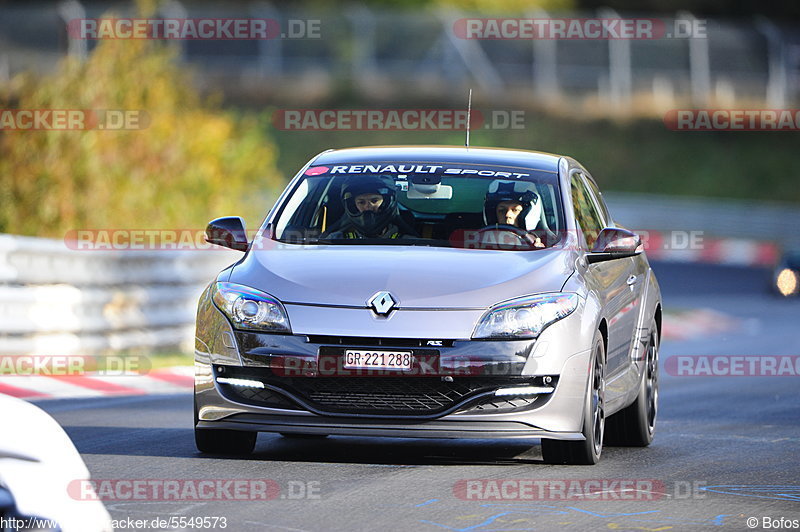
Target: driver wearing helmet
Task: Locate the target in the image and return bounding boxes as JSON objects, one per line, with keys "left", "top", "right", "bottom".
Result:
{"left": 324, "top": 177, "right": 417, "bottom": 239}
{"left": 483, "top": 180, "right": 547, "bottom": 248}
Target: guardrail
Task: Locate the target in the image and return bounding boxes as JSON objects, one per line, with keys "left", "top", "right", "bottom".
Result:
{"left": 0, "top": 234, "right": 240, "bottom": 356}
{"left": 605, "top": 192, "right": 800, "bottom": 249}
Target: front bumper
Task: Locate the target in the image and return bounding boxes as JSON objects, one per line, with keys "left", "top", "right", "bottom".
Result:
{"left": 195, "top": 414, "right": 585, "bottom": 440}
{"left": 195, "top": 288, "right": 595, "bottom": 440}
{"left": 195, "top": 334, "right": 592, "bottom": 440}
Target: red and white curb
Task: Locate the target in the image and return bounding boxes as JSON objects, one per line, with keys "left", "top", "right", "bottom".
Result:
{"left": 0, "top": 366, "right": 193, "bottom": 400}
{"left": 643, "top": 232, "right": 779, "bottom": 267}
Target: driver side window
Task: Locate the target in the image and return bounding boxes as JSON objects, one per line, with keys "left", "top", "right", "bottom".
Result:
{"left": 570, "top": 172, "right": 604, "bottom": 249}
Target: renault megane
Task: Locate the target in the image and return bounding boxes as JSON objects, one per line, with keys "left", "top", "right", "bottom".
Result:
{"left": 193, "top": 146, "right": 661, "bottom": 465}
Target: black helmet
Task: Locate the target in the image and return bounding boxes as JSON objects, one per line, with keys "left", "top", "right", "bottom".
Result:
{"left": 483, "top": 180, "right": 541, "bottom": 230}
{"left": 342, "top": 176, "right": 399, "bottom": 237}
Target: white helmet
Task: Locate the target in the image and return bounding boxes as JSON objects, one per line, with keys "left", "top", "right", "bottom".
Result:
{"left": 483, "top": 180, "right": 542, "bottom": 230}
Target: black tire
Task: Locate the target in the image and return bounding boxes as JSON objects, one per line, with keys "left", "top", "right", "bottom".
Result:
{"left": 280, "top": 433, "right": 329, "bottom": 439}
{"left": 194, "top": 393, "right": 256, "bottom": 454}
{"left": 195, "top": 427, "right": 257, "bottom": 454}
{"left": 541, "top": 332, "right": 606, "bottom": 465}
{"left": 605, "top": 320, "right": 659, "bottom": 446}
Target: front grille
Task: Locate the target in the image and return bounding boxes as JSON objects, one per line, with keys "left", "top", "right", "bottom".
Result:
{"left": 275, "top": 376, "right": 528, "bottom": 415}
{"left": 307, "top": 335, "right": 454, "bottom": 348}
{"left": 215, "top": 365, "right": 552, "bottom": 417}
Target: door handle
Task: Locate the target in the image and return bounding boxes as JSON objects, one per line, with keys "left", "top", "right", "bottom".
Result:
{"left": 626, "top": 274, "right": 638, "bottom": 286}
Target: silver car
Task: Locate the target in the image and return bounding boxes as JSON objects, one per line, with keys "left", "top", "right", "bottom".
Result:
{"left": 194, "top": 146, "right": 661, "bottom": 464}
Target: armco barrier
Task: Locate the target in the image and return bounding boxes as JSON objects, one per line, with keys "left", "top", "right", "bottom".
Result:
{"left": 604, "top": 192, "right": 800, "bottom": 250}
{"left": 0, "top": 234, "right": 240, "bottom": 356}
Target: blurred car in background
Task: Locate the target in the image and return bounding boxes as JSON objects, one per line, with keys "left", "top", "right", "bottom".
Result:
{"left": 773, "top": 251, "right": 800, "bottom": 297}
{"left": 0, "top": 394, "right": 112, "bottom": 532}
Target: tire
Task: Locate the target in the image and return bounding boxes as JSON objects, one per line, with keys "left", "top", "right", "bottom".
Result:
{"left": 605, "top": 319, "right": 659, "bottom": 446}
{"left": 541, "top": 331, "right": 605, "bottom": 465}
{"left": 280, "top": 433, "right": 328, "bottom": 439}
{"left": 194, "top": 395, "right": 256, "bottom": 454}
{"left": 195, "top": 427, "right": 257, "bottom": 454}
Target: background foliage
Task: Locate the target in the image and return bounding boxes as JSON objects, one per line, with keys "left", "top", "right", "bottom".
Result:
{"left": 270, "top": 109, "right": 800, "bottom": 205}
{"left": 0, "top": 32, "right": 282, "bottom": 237}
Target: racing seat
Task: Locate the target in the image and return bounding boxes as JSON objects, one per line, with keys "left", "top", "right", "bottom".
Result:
{"left": 526, "top": 198, "right": 558, "bottom": 246}
{"left": 444, "top": 212, "right": 485, "bottom": 239}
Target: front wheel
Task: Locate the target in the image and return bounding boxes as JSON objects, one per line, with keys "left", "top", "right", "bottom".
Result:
{"left": 605, "top": 320, "right": 659, "bottom": 446}
{"left": 541, "top": 332, "right": 605, "bottom": 465}
{"left": 195, "top": 427, "right": 256, "bottom": 455}
{"left": 194, "top": 394, "right": 257, "bottom": 454}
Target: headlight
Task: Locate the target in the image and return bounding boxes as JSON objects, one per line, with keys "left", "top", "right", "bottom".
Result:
{"left": 212, "top": 282, "right": 291, "bottom": 333}
{"left": 472, "top": 293, "right": 579, "bottom": 339}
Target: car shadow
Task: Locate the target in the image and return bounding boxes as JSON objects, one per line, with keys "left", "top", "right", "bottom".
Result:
{"left": 251, "top": 433, "right": 546, "bottom": 465}
{"left": 61, "top": 425, "right": 548, "bottom": 465}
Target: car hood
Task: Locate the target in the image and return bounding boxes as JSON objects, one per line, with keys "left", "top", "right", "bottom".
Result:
{"left": 228, "top": 241, "right": 576, "bottom": 309}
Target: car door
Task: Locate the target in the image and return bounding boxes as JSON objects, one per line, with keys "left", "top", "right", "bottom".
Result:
{"left": 570, "top": 170, "right": 640, "bottom": 380}
{"left": 583, "top": 173, "right": 649, "bottom": 367}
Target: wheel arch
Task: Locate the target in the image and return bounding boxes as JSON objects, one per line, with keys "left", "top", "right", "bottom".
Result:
{"left": 597, "top": 318, "right": 608, "bottom": 362}
{"left": 654, "top": 304, "right": 662, "bottom": 343}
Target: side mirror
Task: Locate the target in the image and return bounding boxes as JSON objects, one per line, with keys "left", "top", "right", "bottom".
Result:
{"left": 205, "top": 216, "right": 248, "bottom": 252}
{"left": 586, "top": 227, "right": 642, "bottom": 264}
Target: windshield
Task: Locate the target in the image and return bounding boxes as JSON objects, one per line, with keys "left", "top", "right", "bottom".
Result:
{"left": 272, "top": 162, "right": 564, "bottom": 250}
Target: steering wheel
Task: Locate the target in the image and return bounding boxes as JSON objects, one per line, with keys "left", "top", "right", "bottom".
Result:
{"left": 476, "top": 224, "right": 538, "bottom": 249}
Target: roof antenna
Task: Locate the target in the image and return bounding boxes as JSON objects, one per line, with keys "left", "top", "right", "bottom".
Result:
{"left": 465, "top": 88, "right": 472, "bottom": 148}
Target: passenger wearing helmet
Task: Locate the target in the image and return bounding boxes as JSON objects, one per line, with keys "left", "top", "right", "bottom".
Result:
{"left": 323, "top": 177, "right": 417, "bottom": 239}
{"left": 483, "top": 180, "right": 548, "bottom": 248}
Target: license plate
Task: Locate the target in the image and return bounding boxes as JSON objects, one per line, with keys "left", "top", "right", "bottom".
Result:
{"left": 343, "top": 350, "right": 413, "bottom": 370}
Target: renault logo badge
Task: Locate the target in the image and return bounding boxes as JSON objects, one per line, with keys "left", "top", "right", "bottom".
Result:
{"left": 368, "top": 291, "right": 396, "bottom": 316}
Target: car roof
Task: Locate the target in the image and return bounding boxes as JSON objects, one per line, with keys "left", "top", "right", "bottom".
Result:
{"left": 311, "top": 145, "right": 562, "bottom": 173}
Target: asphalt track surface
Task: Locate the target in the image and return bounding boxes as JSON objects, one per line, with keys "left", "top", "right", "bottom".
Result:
{"left": 37, "top": 262, "right": 800, "bottom": 532}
